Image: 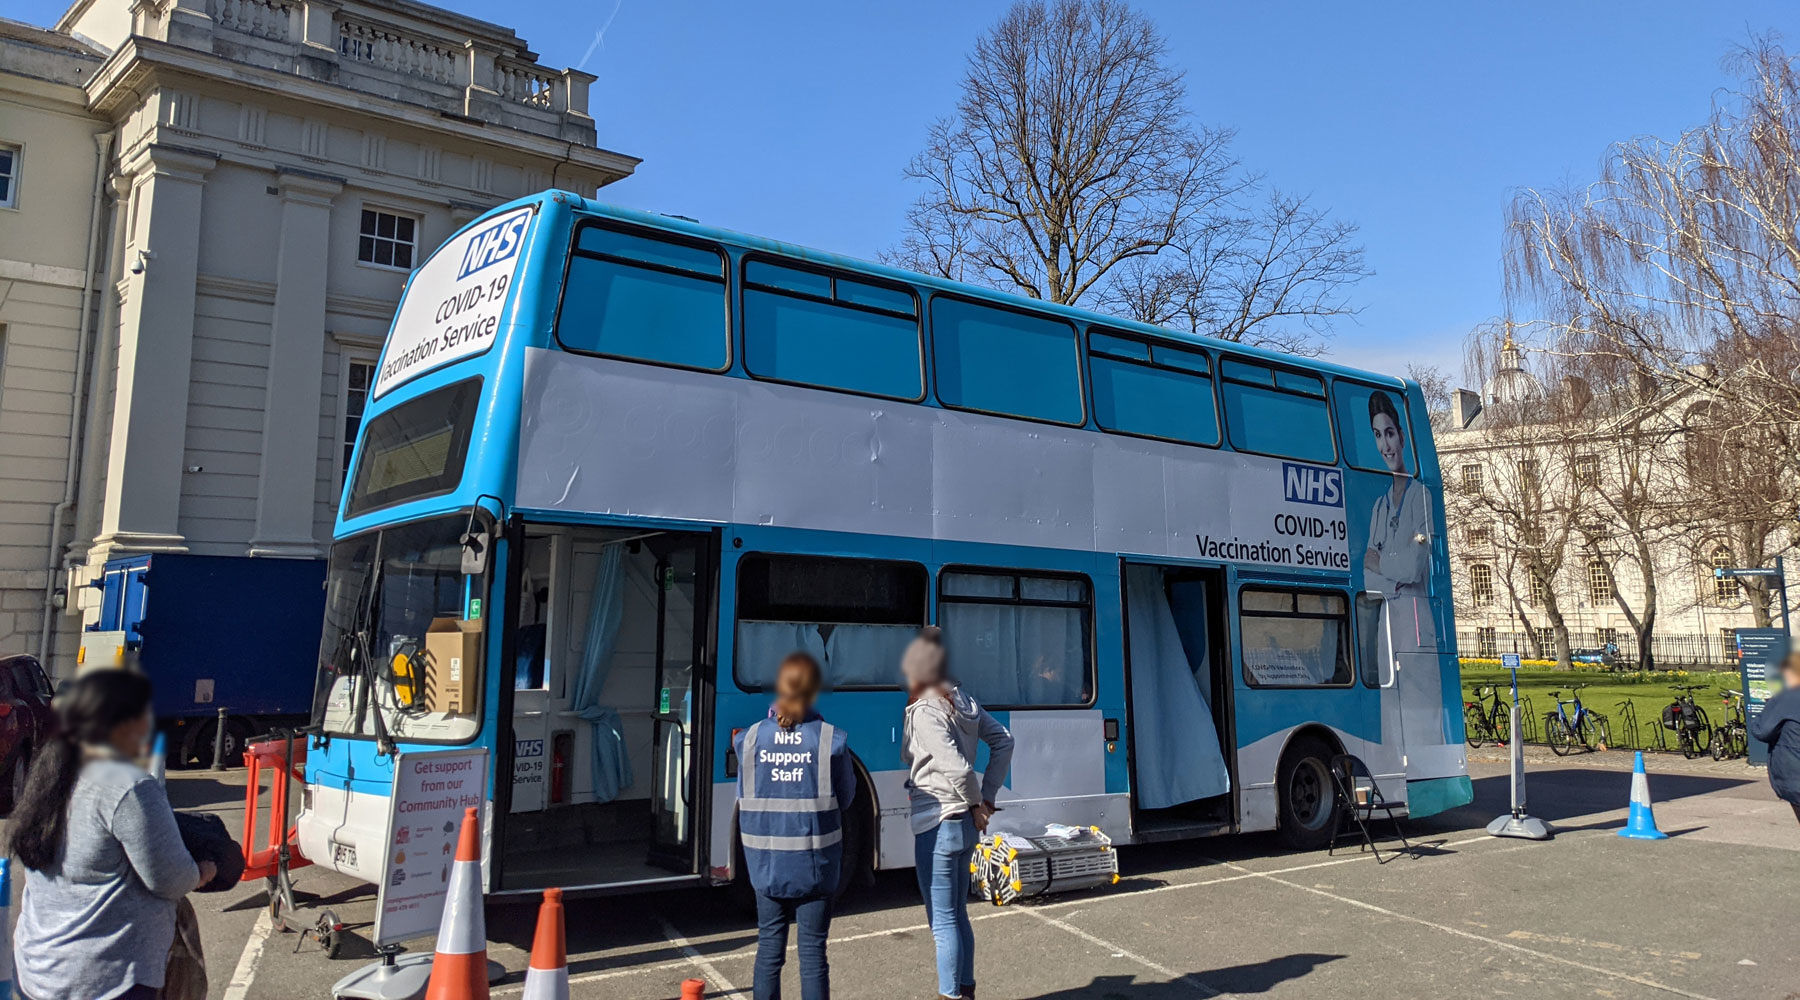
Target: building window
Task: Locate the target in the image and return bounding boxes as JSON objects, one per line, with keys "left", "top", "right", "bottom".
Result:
{"left": 1517, "top": 458, "right": 1540, "bottom": 492}
{"left": 742, "top": 256, "right": 922, "bottom": 400}
{"left": 1597, "top": 627, "right": 1620, "bottom": 648}
{"left": 938, "top": 569, "right": 1093, "bottom": 707}
{"left": 0, "top": 144, "right": 17, "bottom": 208}
{"left": 1575, "top": 454, "right": 1600, "bottom": 486}
{"left": 1469, "top": 564, "right": 1494, "bottom": 606}
{"left": 1087, "top": 330, "right": 1219, "bottom": 447}
{"left": 1465, "top": 524, "right": 1491, "bottom": 550}
{"left": 1587, "top": 559, "right": 1613, "bottom": 605}
{"left": 734, "top": 554, "right": 926, "bottom": 691}
{"left": 1527, "top": 571, "right": 1547, "bottom": 608}
{"left": 1460, "top": 463, "right": 1483, "bottom": 494}
{"left": 556, "top": 223, "right": 729, "bottom": 371}
{"left": 339, "top": 357, "right": 376, "bottom": 490}
{"left": 931, "top": 297, "right": 1084, "bottom": 425}
{"left": 1476, "top": 626, "right": 1497, "bottom": 657}
{"left": 1239, "top": 587, "right": 1353, "bottom": 688}
{"left": 358, "top": 208, "right": 418, "bottom": 269}
{"left": 1218, "top": 358, "right": 1335, "bottom": 463}
{"left": 1534, "top": 626, "right": 1556, "bottom": 656}
{"left": 1711, "top": 546, "right": 1739, "bottom": 602}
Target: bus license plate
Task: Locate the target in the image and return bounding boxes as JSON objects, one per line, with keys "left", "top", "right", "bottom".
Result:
{"left": 332, "top": 842, "right": 358, "bottom": 868}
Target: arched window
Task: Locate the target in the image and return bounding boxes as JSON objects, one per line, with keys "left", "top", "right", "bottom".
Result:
{"left": 1711, "top": 547, "right": 1739, "bottom": 602}
{"left": 1587, "top": 560, "right": 1612, "bottom": 606}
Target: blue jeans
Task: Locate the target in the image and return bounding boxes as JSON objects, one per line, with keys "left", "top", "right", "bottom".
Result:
{"left": 914, "top": 814, "right": 976, "bottom": 997}
{"left": 753, "top": 891, "right": 832, "bottom": 1000}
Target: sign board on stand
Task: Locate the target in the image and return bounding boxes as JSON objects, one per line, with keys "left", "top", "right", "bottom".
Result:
{"left": 1736, "top": 628, "right": 1786, "bottom": 768}
{"left": 373, "top": 748, "right": 489, "bottom": 947}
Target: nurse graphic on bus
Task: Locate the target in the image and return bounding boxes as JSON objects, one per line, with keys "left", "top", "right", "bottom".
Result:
{"left": 1362, "top": 390, "right": 1437, "bottom": 649}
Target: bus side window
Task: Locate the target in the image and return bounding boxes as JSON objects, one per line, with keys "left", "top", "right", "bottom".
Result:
{"left": 1087, "top": 329, "right": 1219, "bottom": 447}
{"left": 742, "top": 257, "right": 923, "bottom": 400}
{"left": 931, "top": 297, "right": 1084, "bottom": 426}
{"left": 937, "top": 569, "right": 1094, "bottom": 708}
{"left": 1355, "top": 593, "right": 1384, "bottom": 688}
{"left": 556, "top": 224, "right": 729, "bottom": 371}
{"left": 734, "top": 554, "right": 925, "bottom": 691}
{"left": 1219, "top": 359, "right": 1335, "bottom": 463}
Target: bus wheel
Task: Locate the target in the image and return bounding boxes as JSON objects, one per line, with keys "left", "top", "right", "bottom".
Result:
{"left": 1275, "top": 737, "right": 1338, "bottom": 850}
{"left": 832, "top": 783, "right": 874, "bottom": 902}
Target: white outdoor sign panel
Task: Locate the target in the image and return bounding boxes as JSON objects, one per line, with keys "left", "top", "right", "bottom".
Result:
{"left": 514, "top": 350, "right": 1352, "bottom": 573}
{"left": 373, "top": 748, "right": 489, "bottom": 947}
{"left": 371, "top": 206, "right": 535, "bottom": 400}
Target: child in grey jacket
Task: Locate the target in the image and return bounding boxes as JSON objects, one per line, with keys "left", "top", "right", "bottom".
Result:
{"left": 901, "top": 627, "right": 1014, "bottom": 1000}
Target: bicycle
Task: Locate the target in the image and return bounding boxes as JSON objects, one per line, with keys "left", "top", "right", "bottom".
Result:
{"left": 1710, "top": 690, "right": 1748, "bottom": 761}
{"left": 1463, "top": 685, "right": 1511, "bottom": 747}
{"left": 1544, "top": 685, "right": 1608, "bottom": 756}
{"left": 1662, "top": 685, "right": 1714, "bottom": 760}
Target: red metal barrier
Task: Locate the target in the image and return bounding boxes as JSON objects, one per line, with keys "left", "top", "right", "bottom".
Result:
{"left": 241, "top": 737, "right": 311, "bottom": 881}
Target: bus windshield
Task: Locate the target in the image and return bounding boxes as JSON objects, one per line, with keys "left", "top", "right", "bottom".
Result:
{"left": 344, "top": 377, "right": 481, "bottom": 518}
{"left": 312, "top": 514, "right": 489, "bottom": 743}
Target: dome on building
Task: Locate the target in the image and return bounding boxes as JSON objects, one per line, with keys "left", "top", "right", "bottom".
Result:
{"left": 1482, "top": 331, "right": 1543, "bottom": 406}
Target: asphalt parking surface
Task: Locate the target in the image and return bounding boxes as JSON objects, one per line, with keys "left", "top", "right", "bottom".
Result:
{"left": 11, "top": 751, "right": 1795, "bottom": 999}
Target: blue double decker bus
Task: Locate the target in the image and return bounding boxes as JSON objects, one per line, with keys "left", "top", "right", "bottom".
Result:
{"left": 297, "top": 191, "right": 1470, "bottom": 897}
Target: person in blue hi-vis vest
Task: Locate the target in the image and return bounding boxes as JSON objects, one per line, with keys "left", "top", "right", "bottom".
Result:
{"left": 736, "top": 651, "right": 855, "bottom": 1000}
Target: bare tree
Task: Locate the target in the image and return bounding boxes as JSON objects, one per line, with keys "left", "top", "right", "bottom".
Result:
{"left": 890, "top": 0, "right": 1367, "bottom": 354}
{"left": 1406, "top": 363, "right": 1454, "bottom": 413}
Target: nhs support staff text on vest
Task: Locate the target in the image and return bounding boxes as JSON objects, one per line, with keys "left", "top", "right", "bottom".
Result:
{"left": 760, "top": 730, "right": 816, "bottom": 782}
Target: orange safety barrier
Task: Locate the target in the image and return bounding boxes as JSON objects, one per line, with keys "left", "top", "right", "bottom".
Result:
{"left": 241, "top": 737, "right": 312, "bottom": 881}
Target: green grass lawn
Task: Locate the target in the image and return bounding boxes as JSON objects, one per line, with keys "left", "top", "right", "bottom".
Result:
{"left": 1457, "top": 665, "right": 1742, "bottom": 751}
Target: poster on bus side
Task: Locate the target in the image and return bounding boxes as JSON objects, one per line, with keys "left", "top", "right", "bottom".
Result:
{"left": 373, "top": 748, "right": 489, "bottom": 946}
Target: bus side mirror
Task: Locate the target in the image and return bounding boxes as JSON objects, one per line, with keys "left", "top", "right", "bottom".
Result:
{"left": 460, "top": 529, "right": 489, "bottom": 576}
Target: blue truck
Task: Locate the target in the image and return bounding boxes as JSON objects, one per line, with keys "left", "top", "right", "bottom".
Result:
{"left": 76, "top": 553, "right": 324, "bottom": 767}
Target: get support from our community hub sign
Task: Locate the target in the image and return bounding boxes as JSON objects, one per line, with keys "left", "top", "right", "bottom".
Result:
{"left": 373, "top": 748, "right": 489, "bottom": 947}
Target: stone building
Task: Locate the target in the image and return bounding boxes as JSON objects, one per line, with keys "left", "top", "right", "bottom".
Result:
{"left": 0, "top": 0, "right": 637, "bottom": 677}
{"left": 1435, "top": 336, "right": 1796, "bottom": 666}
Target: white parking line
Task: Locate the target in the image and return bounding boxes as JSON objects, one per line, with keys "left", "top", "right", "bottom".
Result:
{"left": 221, "top": 908, "right": 273, "bottom": 1000}
{"left": 1208, "top": 857, "right": 1721, "bottom": 1000}
{"left": 1019, "top": 907, "right": 1231, "bottom": 996}
{"left": 660, "top": 916, "right": 746, "bottom": 999}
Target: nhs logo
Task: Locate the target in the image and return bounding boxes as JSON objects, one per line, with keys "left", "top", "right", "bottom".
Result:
{"left": 457, "top": 211, "right": 530, "bottom": 279}
{"left": 1282, "top": 463, "right": 1343, "bottom": 508}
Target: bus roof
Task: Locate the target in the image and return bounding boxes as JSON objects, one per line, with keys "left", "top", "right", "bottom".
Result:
{"left": 500, "top": 190, "right": 1410, "bottom": 393}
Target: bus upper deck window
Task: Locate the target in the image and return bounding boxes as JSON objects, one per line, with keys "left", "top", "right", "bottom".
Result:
{"left": 742, "top": 257, "right": 923, "bottom": 400}
{"left": 1219, "top": 358, "right": 1335, "bottom": 464}
{"left": 932, "top": 297, "right": 1084, "bottom": 426}
{"left": 1088, "top": 329, "right": 1219, "bottom": 447}
{"left": 556, "top": 223, "right": 729, "bottom": 371}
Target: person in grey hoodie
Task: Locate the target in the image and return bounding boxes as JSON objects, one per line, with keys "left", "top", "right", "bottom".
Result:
{"left": 9, "top": 670, "right": 212, "bottom": 1000}
{"left": 901, "top": 626, "right": 1014, "bottom": 1000}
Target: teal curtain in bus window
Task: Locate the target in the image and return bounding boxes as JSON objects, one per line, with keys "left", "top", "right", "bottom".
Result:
{"left": 1221, "top": 382, "right": 1335, "bottom": 462}
{"left": 1335, "top": 383, "right": 1412, "bottom": 474}
{"left": 559, "top": 254, "right": 727, "bottom": 370}
{"left": 743, "top": 288, "right": 923, "bottom": 398}
{"left": 1091, "top": 357, "right": 1219, "bottom": 445}
{"left": 932, "top": 299, "right": 1083, "bottom": 423}
{"left": 570, "top": 543, "right": 632, "bottom": 802}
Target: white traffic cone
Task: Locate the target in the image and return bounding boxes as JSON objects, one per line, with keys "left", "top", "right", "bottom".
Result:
{"left": 425, "top": 807, "right": 490, "bottom": 1000}
{"left": 521, "top": 888, "right": 568, "bottom": 1000}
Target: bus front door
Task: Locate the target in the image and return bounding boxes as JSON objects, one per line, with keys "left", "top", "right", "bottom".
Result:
{"left": 646, "top": 536, "right": 711, "bottom": 872}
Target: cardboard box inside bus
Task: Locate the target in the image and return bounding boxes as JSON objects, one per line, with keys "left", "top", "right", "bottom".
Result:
{"left": 423, "top": 616, "right": 483, "bottom": 714}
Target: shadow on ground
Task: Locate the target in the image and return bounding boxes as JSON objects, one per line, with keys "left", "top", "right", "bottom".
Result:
{"left": 1023, "top": 953, "right": 1344, "bottom": 998}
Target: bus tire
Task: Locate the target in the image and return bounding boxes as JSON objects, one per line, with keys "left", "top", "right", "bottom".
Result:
{"left": 832, "top": 771, "right": 875, "bottom": 902}
{"left": 1275, "top": 736, "right": 1338, "bottom": 850}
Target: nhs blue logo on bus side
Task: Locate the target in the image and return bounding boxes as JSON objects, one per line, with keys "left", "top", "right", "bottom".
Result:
{"left": 457, "top": 212, "right": 529, "bottom": 279}
{"left": 1282, "top": 463, "right": 1343, "bottom": 508}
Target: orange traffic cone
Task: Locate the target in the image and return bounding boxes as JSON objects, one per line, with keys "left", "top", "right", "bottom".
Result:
{"left": 425, "top": 807, "right": 489, "bottom": 1000}
{"left": 521, "top": 888, "right": 568, "bottom": 1000}
{"left": 680, "top": 980, "right": 705, "bottom": 1000}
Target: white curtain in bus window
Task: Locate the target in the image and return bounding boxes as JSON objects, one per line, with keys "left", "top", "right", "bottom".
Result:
{"left": 734, "top": 555, "right": 925, "bottom": 690}
{"left": 557, "top": 225, "right": 728, "bottom": 370}
{"left": 569, "top": 542, "right": 631, "bottom": 802}
{"left": 939, "top": 571, "right": 1091, "bottom": 707}
{"left": 742, "top": 259, "right": 923, "bottom": 399}
{"left": 1240, "top": 588, "right": 1351, "bottom": 687}
{"left": 1125, "top": 566, "right": 1229, "bottom": 807}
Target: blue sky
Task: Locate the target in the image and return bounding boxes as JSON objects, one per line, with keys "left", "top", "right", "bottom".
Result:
{"left": 22, "top": 1, "right": 1798, "bottom": 383}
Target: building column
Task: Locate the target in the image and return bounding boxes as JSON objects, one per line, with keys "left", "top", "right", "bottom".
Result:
{"left": 88, "top": 144, "right": 216, "bottom": 564}
{"left": 249, "top": 171, "right": 343, "bottom": 558}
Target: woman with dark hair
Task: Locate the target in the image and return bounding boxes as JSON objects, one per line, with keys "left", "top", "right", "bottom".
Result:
{"left": 10, "top": 670, "right": 213, "bottom": 1000}
{"left": 1363, "top": 390, "right": 1431, "bottom": 597}
{"left": 736, "top": 651, "right": 854, "bottom": 1000}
